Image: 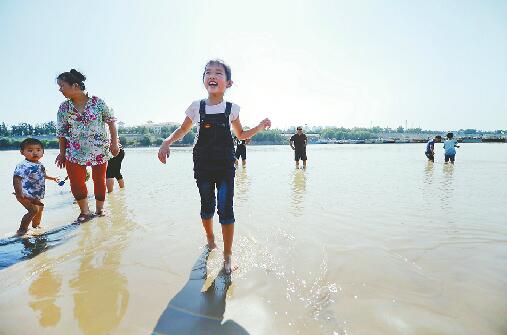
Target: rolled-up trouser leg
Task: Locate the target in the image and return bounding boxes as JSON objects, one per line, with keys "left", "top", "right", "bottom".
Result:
{"left": 92, "top": 163, "right": 107, "bottom": 201}
{"left": 66, "top": 161, "right": 88, "bottom": 201}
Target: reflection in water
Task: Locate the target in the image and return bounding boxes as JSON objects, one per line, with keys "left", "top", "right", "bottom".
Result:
{"left": 235, "top": 167, "right": 250, "bottom": 203}
{"left": 69, "top": 194, "right": 131, "bottom": 335}
{"left": 420, "top": 161, "right": 435, "bottom": 213}
{"left": 21, "top": 235, "right": 49, "bottom": 259}
{"left": 439, "top": 164, "right": 455, "bottom": 212}
{"left": 29, "top": 254, "right": 62, "bottom": 328}
{"left": 153, "top": 249, "right": 249, "bottom": 335}
{"left": 424, "top": 161, "right": 434, "bottom": 185}
{"left": 0, "top": 224, "right": 78, "bottom": 270}
{"left": 291, "top": 169, "right": 307, "bottom": 216}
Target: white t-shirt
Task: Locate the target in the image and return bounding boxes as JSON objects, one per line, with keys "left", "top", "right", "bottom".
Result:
{"left": 185, "top": 100, "right": 240, "bottom": 145}
{"left": 185, "top": 100, "right": 240, "bottom": 128}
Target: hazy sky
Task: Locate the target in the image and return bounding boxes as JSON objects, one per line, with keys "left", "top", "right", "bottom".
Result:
{"left": 1, "top": 0, "right": 506, "bottom": 130}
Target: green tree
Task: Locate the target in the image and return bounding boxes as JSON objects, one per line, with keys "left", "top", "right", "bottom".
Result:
{"left": 40, "top": 139, "right": 59, "bottom": 149}
{"left": 11, "top": 123, "right": 34, "bottom": 136}
{"left": 44, "top": 121, "right": 56, "bottom": 135}
{"left": 0, "top": 138, "right": 11, "bottom": 148}
{"left": 160, "top": 125, "right": 178, "bottom": 138}
{"left": 321, "top": 128, "right": 337, "bottom": 139}
{"left": 0, "top": 123, "right": 8, "bottom": 136}
{"left": 119, "top": 136, "right": 127, "bottom": 146}
{"left": 181, "top": 131, "right": 195, "bottom": 144}
{"left": 140, "top": 135, "right": 152, "bottom": 146}
{"left": 33, "top": 124, "right": 44, "bottom": 136}
{"left": 252, "top": 129, "right": 283, "bottom": 143}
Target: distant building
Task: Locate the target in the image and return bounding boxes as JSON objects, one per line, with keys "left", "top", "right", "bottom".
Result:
{"left": 143, "top": 121, "right": 180, "bottom": 134}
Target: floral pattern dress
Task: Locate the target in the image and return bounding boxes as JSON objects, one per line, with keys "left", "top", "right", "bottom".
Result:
{"left": 57, "top": 96, "right": 116, "bottom": 166}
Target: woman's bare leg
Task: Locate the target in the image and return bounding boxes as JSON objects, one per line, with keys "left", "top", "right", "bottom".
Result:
{"left": 95, "top": 200, "right": 105, "bottom": 215}
{"left": 76, "top": 198, "right": 91, "bottom": 215}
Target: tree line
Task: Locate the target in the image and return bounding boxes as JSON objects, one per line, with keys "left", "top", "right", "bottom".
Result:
{"left": 1, "top": 121, "right": 504, "bottom": 150}
{"left": 0, "top": 122, "right": 57, "bottom": 137}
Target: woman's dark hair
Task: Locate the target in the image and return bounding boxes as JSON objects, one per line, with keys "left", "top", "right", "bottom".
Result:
{"left": 202, "top": 59, "right": 231, "bottom": 81}
{"left": 447, "top": 132, "right": 453, "bottom": 139}
{"left": 57, "top": 69, "right": 86, "bottom": 90}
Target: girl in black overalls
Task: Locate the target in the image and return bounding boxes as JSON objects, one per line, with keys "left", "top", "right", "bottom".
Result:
{"left": 157, "top": 60, "right": 271, "bottom": 274}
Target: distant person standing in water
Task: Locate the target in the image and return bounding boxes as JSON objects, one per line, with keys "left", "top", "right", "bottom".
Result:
{"left": 443, "top": 132, "right": 460, "bottom": 164}
{"left": 157, "top": 59, "right": 271, "bottom": 274}
{"left": 234, "top": 137, "right": 249, "bottom": 167}
{"left": 55, "top": 69, "right": 120, "bottom": 222}
{"left": 106, "top": 139, "right": 125, "bottom": 192}
{"left": 290, "top": 126, "right": 308, "bottom": 168}
{"left": 425, "top": 135, "right": 442, "bottom": 162}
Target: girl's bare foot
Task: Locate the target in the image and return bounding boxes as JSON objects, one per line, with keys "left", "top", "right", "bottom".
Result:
{"left": 223, "top": 255, "right": 237, "bottom": 275}
{"left": 207, "top": 239, "right": 217, "bottom": 251}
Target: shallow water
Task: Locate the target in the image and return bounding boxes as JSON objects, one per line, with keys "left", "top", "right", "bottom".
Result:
{"left": 1, "top": 144, "right": 506, "bottom": 335}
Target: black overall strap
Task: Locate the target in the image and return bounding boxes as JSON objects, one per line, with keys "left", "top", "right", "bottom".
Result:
{"left": 199, "top": 100, "right": 206, "bottom": 123}
{"left": 225, "top": 102, "right": 232, "bottom": 118}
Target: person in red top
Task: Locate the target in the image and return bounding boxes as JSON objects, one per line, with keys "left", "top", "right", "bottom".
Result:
{"left": 289, "top": 126, "right": 308, "bottom": 169}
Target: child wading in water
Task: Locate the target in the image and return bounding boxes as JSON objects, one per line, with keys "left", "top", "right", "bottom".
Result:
{"left": 443, "top": 132, "right": 460, "bottom": 164}
{"left": 425, "top": 135, "right": 442, "bottom": 162}
{"left": 234, "top": 137, "right": 250, "bottom": 167}
{"left": 13, "top": 138, "right": 59, "bottom": 235}
{"left": 158, "top": 60, "right": 271, "bottom": 274}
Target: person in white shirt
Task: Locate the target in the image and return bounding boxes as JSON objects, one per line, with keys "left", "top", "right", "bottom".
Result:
{"left": 157, "top": 59, "right": 271, "bottom": 274}
{"left": 443, "top": 132, "right": 460, "bottom": 164}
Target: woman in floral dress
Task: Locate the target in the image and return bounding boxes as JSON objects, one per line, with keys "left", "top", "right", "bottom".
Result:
{"left": 55, "top": 69, "right": 119, "bottom": 222}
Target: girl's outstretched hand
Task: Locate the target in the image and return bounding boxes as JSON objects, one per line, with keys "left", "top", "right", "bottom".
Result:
{"left": 258, "top": 118, "right": 271, "bottom": 130}
{"left": 158, "top": 144, "right": 171, "bottom": 164}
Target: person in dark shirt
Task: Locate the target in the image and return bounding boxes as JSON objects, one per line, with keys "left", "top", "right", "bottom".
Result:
{"left": 234, "top": 137, "right": 249, "bottom": 167}
{"left": 289, "top": 126, "right": 308, "bottom": 169}
{"left": 425, "top": 135, "right": 442, "bottom": 162}
{"left": 106, "top": 140, "right": 125, "bottom": 192}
